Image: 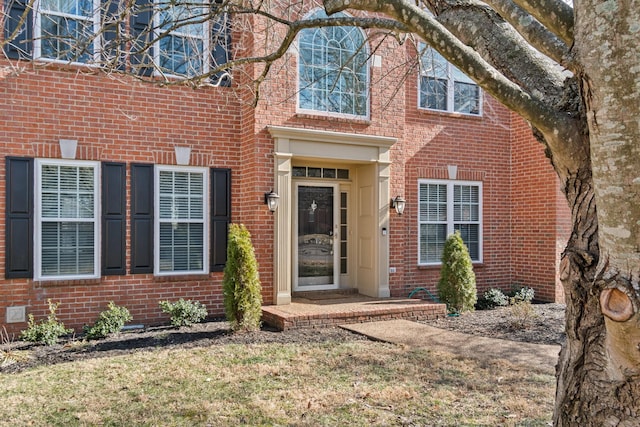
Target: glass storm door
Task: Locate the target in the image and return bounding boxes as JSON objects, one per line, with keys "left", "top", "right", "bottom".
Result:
{"left": 295, "top": 183, "right": 339, "bottom": 290}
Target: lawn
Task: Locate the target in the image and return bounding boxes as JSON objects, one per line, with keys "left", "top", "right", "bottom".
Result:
{"left": 0, "top": 338, "right": 554, "bottom": 426}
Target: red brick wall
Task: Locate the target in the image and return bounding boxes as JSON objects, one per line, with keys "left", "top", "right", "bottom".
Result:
{"left": 397, "top": 80, "right": 514, "bottom": 299}
{"left": 0, "top": 10, "right": 567, "bottom": 335}
{"left": 0, "top": 64, "right": 243, "bottom": 334}
{"left": 509, "top": 113, "right": 568, "bottom": 302}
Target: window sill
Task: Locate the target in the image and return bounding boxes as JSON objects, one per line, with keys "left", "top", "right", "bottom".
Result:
{"left": 295, "top": 112, "right": 371, "bottom": 125}
{"left": 416, "top": 108, "right": 483, "bottom": 120}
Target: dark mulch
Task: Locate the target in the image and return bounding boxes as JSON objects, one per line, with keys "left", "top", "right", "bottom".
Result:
{"left": 1, "top": 303, "right": 565, "bottom": 374}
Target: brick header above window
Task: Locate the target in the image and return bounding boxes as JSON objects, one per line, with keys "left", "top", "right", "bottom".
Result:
{"left": 416, "top": 167, "right": 485, "bottom": 182}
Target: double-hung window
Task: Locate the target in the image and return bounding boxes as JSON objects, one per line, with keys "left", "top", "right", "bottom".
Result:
{"left": 155, "top": 166, "right": 209, "bottom": 275}
{"left": 297, "top": 9, "right": 369, "bottom": 117}
{"left": 418, "top": 180, "right": 482, "bottom": 264}
{"left": 35, "top": 159, "right": 100, "bottom": 280}
{"left": 34, "top": 0, "right": 100, "bottom": 62}
{"left": 155, "top": 0, "right": 209, "bottom": 77}
{"left": 418, "top": 44, "right": 481, "bottom": 115}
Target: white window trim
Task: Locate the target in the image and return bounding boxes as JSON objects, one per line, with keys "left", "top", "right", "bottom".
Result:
{"left": 417, "top": 179, "right": 483, "bottom": 266}
{"left": 33, "top": 0, "right": 102, "bottom": 64}
{"left": 34, "top": 158, "right": 101, "bottom": 281}
{"left": 295, "top": 8, "right": 371, "bottom": 120}
{"left": 417, "top": 45, "right": 483, "bottom": 117}
{"left": 154, "top": 165, "right": 209, "bottom": 276}
{"left": 153, "top": 0, "right": 211, "bottom": 79}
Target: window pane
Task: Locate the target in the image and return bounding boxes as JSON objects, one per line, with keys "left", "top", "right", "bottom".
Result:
{"left": 420, "top": 48, "right": 448, "bottom": 79}
{"left": 419, "top": 183, "right": 447, "bottom": 222}
{"left": 419, "top": 223, "right": 446, "bottom": 263}
{"left": 41, "top": 164, "right": 94, "bottom": 219}
{"left": 159, "top": 223, "right": 204, "bottom": 272}
{"left": 454, "top": 185, "right": 479, "bottom": 222}
{"left": 298, "top": 10, "right": 368, "bottom": 116}
{"left": 454, "top": 82, "right": 480, "bottom": 114}
{"left": 420, "top": 77, "right": 447, "bottom": 110}
{"left": 41, "top": 221, "right": 95, "bottom": 276}
{"left": 454, "top": 224, "right": 479, "bottom": 261}
{"left": 40, "top": 13, "right": 94, "bottom": 61}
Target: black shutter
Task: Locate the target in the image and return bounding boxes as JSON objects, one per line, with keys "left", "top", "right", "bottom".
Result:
{"left": 210, "top": 168, "right": 231, "bottom": 271}
{"left": 3, "top": 0, "right": 33, "bottom": 59}
{"left": 130, "top": 0, "right": 154, "bottom": 76}
{"left": 102, "top": 0, "right": 124, "bottom": 69}
{"left": 102, "top": 162, "right": 126, "bottom": 275}
{"left": 5, "top": 157, "right": 33, "bottom": 278}
{"left": 130, "top": 163, "right": 154, "bottom": 273}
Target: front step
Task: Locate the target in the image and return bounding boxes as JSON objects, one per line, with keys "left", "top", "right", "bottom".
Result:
{"left": 261, "top": 296, "right": 446, "bottom": 331}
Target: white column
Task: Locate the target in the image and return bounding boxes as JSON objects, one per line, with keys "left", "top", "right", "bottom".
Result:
{"left": 377, "top": 157, "right": 391, "bottom": 298}
{"left": 274, "top": 152, "right": 293, "bottom": 305}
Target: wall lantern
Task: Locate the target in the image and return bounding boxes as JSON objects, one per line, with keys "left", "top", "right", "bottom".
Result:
{"left": 59, "top": 139, "right": 78, "bottom": 159}
{"left": 175, "top": 146, "right": 191, "bottom": 166}
{"left": 391, "top": 196, "right": 406, "bottom": 215}
{"left": 264, "top": 190, "right": 280, "bottom": 213}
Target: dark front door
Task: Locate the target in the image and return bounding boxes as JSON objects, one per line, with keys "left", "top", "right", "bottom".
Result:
{"left": 295, "top": 183, "right": 338, "bottom": 290}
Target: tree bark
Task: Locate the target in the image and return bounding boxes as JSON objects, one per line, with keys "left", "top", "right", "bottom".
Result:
{"left": 554, "top": 0, "right": 640, "bottom": 423}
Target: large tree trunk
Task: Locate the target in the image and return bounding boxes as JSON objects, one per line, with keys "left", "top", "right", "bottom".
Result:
{"left": 554, "top": 0, "right": 640, "bottom": 425}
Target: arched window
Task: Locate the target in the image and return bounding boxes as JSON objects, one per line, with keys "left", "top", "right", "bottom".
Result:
{"left": 298, "top": 10, "right": 369, "bottom": 117}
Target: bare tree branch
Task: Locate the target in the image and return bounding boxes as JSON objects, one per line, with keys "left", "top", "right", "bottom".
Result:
{"left": 480, "top": 0, "right": 574, "bottom": 70}
{"left": 325, "top": 0, "right": 582, "bottom": 165}
{"left": 510, "top": 0, "right": 574, "bottom": 45}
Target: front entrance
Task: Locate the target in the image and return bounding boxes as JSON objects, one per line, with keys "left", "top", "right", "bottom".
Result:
{"left": 294, "top": 183, "right": 339, "bottom": 291}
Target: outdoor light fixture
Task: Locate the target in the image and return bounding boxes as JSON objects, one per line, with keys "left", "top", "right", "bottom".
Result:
{"left": 391, "top": 196, "right": 406, "bottom": 215}
{"left": 264, "top": 190, "right": 280, "bottom": 213}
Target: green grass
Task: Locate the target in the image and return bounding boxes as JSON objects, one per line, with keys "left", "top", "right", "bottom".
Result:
{"left": 0, "top": 341, "right": 554, "bottom": 426}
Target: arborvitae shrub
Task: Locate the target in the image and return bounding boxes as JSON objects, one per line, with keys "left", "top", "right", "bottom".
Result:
{"left": 437, "top": 231, "right": 477, "bottom": 314}
{"left": 83, "top": 301, "right": 132, "bottom": 340}
{"left": 222, "top": 223, "right": 263, "bottom": 332}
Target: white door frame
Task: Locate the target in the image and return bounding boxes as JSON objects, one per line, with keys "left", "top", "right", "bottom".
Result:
{"left": 293, "top": 181, "right": 340, "bottom": 291}
{"left": 268, "top": 126, "right": 396, "bottom": 305}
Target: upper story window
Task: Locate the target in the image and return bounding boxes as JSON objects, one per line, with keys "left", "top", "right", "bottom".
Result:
{"left": 297, "top": 9, "right": 369, "bottom": 118}
{"left": 418, "top": 45, "right": 481, "bottom": 115}
{"left": 35, "top": 159, "right": 100, "bottom": 280}
{"left": 154, "top": 166, "right": 209, "bottom": 275}
{"left": 34, "top": 0, "right": 100, "bottom": 62}
{"left": 418, "top": 179, "right": 482, "bottom": 265}
{"left": 3, "top": 0, "right": 230, "bottom": 84}
{"left": 154, "top": 0, "right": 209, "bottom": 77}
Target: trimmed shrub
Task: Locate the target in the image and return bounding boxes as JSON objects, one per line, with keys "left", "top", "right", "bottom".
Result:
{"left": 223, "top": 223, "right": 263, "bottom": 332}
{"left": 477, "top": 288, "right": 509, "bottom": 310}
{"left": 159, "top": 299, "right": 208, "bottom": 327}
{"left": 83, "top": 302, "right": 132, "bottom": 340}
{"left": 437, "top": 231, "right": 477, "bottom": 314}
{"left": 20, "top": 300, "right": 73, "bottom": 346}
{"left": 509, "top": 285, "right": 535, "bottom": 305}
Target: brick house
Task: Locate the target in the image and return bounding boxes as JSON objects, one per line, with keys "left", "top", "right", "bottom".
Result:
{"left": 0, "top": 2, "right": 569, "bottom": 334}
